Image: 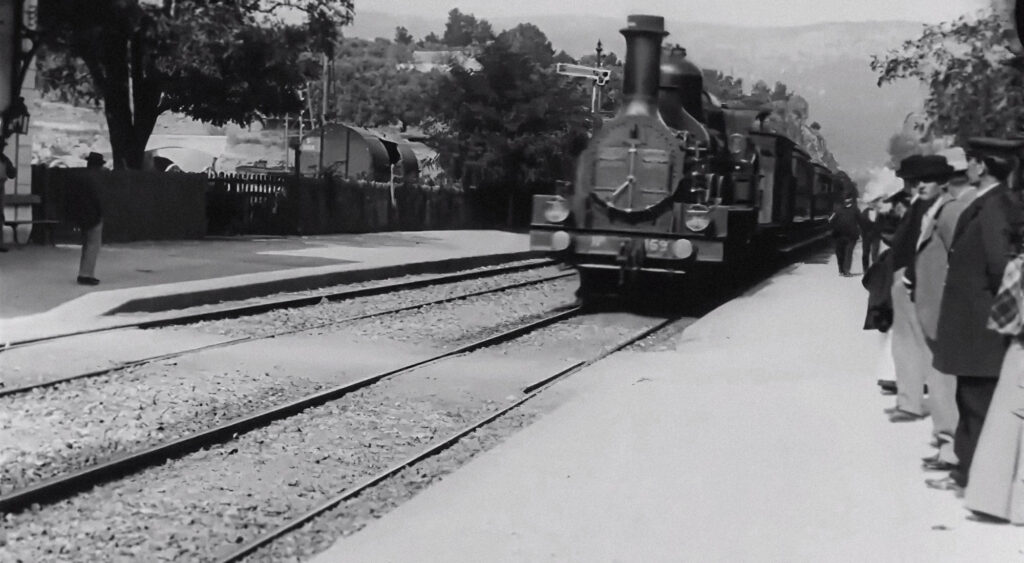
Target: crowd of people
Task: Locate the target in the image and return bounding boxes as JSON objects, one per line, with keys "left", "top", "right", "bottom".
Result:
{"left": 850, "top": 142, "right": 1024, "bottom": 524}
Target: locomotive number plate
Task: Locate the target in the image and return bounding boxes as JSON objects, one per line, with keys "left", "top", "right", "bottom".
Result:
{"left": 644, "top": 239, "right": 670, "bottom": 254}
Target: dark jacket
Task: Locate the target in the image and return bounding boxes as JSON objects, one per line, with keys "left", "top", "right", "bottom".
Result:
{"left": 862, "top": 248, "right": 894, "bottom": 332}
{"left": 932, "top": 184, "right": 1020, "bottom": 377}
{"left": 857, "top": 208, "right": 882, "bottom": 241}
{"left": 890, "top": 197, "right": 934, "bottom": 273}
{"left": 830, "top": 205, "right": 860, "bottom": 239}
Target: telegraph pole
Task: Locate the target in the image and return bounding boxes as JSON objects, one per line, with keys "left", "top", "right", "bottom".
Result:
{"left": 594, "top": 40, "right": 604, "bottom": 114}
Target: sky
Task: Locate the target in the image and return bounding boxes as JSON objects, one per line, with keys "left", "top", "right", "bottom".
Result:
{"left": 376, "top": 0, "right": 991, "bottom": 27}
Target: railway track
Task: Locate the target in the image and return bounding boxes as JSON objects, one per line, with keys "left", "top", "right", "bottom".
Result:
{"left": 0, "top": 305, "right": 585, "bottom": 514}
{"left": 0, "top": 263, "right": 573, "bottom": 398}
{"left": 220, "top": 314, "right": 680, "bottom": 563}
{"left": 0, "top": 259, "right": 558, "bottom": 353}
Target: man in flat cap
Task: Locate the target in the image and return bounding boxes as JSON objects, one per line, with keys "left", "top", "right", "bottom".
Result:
{"left": 886, "top": 154, "right": 949, "bottom": 422}
{"left": 928, "top": 149, "right": 1019, "bottom": 492}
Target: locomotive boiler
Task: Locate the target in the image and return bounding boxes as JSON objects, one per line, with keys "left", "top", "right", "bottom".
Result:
{"left": 530, "top": 15, "right": 848, "bottom": 297}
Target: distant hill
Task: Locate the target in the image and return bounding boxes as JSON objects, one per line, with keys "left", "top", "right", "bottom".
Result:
{"left": 347, "top": 11, "right": 929, "bottom": 175}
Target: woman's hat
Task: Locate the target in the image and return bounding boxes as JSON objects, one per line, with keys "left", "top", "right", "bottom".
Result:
{"left": 897, "top": 154, "right": 953, "bottom": 181}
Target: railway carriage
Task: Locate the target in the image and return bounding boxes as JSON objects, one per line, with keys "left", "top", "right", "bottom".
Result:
{"left": 530, "top": 14, "right": 848, "bottom": 297}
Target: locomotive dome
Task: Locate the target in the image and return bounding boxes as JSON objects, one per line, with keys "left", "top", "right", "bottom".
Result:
{"left": 660, "top": 47, "right": 703, "bottom": 88}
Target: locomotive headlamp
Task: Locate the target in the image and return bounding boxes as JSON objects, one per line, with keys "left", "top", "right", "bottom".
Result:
{"left": 671, "top": 238, "right": 694, "bottom": 259}
{"left": 685, "top": 204, "right": 712, "bottom": 232}
{"left": 728, "top": 134, "right": 746, "bottom": 155}
{"left": 544, "top": 196, "right": 571, "bottom": 223}
{"left": 551, "top": 231, "right": 572, "bottom": 251}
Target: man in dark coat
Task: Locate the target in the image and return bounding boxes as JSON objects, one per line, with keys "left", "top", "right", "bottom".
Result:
{"left": 69, "top": 152, "right": 105, "bottom": 285}
{"left": 829, "top": 195, "right": 860, "bottom": 276}
{"left": 930, "top": 151, "right": 1019, "bottom": 490}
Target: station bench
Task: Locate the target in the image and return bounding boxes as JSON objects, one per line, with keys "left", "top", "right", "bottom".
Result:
{"left": 3, "top": 194, "right": 59, "bottom": 245}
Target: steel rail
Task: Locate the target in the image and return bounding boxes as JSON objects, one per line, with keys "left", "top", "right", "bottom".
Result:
{"left": 216, "top": 314, "right": 681, "bottom": 563}
{"left": 0, "top": 259, "right": 557, "bottom": 352}
{"left": 0, "top": 306, "right": 583, "bottom": 514}
{"left": 0, "top": 270, "right": 574, "bottom": 399}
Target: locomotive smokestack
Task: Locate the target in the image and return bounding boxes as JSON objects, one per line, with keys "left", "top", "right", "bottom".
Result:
{"left": 620, "top": 15, "right": 669, "bottom": 117}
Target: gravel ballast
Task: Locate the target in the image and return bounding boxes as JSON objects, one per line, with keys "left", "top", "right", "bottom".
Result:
{"left": 0, "top": 312, "right": 663, "bottom": 563}
{"left": 0, "top": 275, "right": 576, "bottom": 497}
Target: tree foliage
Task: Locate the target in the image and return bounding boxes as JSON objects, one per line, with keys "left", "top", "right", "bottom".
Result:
{"left": 426, "top": 42, "right": 591, "bottom": 223}
{"left": 37, "top": 0, "right": 352, "bottom": 169}
{"left": 871, "top": 9, "right": 1024, "bottom": 142}
{"left": 496, "top": 23, "right": 555, "bottom": 67}
{"left": 318, "top": 37, "right": 441, "bottom": 131}
{"left": 441, "top": 8, "right": 494, "bottom": 47}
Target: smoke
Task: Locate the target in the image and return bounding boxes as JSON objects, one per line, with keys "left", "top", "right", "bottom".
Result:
{"left": 859, "top": 166, "right": 903, "bottom": 202}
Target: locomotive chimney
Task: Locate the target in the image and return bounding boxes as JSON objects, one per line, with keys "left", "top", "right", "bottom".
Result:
{"left": 620, "top": 15, "right": 669, "bottom": 117}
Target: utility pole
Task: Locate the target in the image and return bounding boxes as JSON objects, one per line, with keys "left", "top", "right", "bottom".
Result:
{"left": 594, "top": 40, "right": 604, "bottom": 114}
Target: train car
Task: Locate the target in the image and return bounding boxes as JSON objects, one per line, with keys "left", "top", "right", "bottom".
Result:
{"left": 529, "top": 14, "right": 842, "bottom": 296}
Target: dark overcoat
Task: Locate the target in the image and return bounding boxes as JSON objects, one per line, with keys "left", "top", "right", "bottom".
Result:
{"left": 932, "top": 185, "right": 1020, "bottom": 376}
{"left": 862, "top": 249, "right": 894, "bottom": 332}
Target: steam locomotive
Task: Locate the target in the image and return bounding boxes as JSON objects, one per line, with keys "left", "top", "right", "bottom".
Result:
{"left": 530, "top": 15, "right": 854, "bottom": 297}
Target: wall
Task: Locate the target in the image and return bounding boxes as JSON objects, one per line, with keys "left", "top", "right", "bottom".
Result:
{"left": 34, "top": 168, "right": 207, "bottom": 243}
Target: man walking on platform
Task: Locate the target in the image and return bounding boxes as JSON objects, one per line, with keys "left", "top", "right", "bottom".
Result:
{"left": 829, "top": 195, "right": 860, "bottom": 276}
{"left": 887, "top": 154, "right": 948, "bottom": 422}
{"left": 929, "top": 150, "right": 1017, "bottom": 492}
{"left": 908, "top": 147, "right": 977, "bottom": 471}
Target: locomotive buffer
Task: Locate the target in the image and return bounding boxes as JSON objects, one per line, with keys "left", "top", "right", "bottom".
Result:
{"left": 556, "top": 63, "right": 612, "bottom": 113}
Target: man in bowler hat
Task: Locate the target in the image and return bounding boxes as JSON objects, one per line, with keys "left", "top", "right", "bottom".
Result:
{"left": 829, "top": 194, "right": 861, "bottom": 276}
{"left": 887, "top": 154, "right": 949, "bottom": 422}
{"left": 71, "top": 152, "right": 105, "bottom": 285}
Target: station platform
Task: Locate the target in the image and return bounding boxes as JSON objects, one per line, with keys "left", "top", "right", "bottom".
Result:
{"left": 0, "top": 230, "right": 533, "bottom": 343}
{"left": 312, "top": 250, "right": 1023, "bottom": 562}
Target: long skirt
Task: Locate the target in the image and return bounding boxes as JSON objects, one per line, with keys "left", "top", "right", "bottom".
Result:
{"left": 964, "top": 339, "right": 1024, "bottom": 522}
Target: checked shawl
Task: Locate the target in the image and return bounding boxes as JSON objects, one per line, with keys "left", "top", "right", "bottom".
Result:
{"left": 989, "top": 254, "right": 1024, "bottom": 337}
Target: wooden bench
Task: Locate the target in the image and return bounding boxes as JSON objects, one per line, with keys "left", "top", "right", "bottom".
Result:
{"left": 3, "top": 194, "right": 59, "bottom": 245}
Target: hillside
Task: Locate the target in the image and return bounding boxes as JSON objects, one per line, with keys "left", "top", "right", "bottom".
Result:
{"left": 347, "top": 11, "right": 929, "bottom": 174}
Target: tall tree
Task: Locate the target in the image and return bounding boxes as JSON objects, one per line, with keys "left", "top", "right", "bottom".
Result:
{"left": 496, "top": 23, "right": 555, "bottom": 67}
{"left": 871, "top": 8, "right": 1024, "bottom": 142}
{"left": 427, "top": 42, "right": 591, "bottom": 225}
{"left": 37, "top": 0, "right": 352, "bottom": 169}
{"left": 394, "top": 26, "right": 414, "bottom": 46}
{"left": 441, "top": 8, "right": 493, "bottom": 47}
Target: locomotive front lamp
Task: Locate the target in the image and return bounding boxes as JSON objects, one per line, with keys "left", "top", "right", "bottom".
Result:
{"left": 684, "top": 205, "right": 712, "bottom": 232}
{"left": 550, "top": 230, "right": 572, "bottom": 251}
{"left": 544, "top": 196, "right": 571, "bottom": 223}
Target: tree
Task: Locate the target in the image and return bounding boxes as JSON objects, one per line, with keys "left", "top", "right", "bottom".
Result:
{"left": 553, "top": 50, "right": 575, "bottom": 65}
{"left": 871, "top": 8, "right": 1024, "bottom": 142}
{"left": 37, "top": 0, "right": 352, "bottom": 169}
{"left": 324, "top": 38, "right": 443, "bottom": 131}
{"left": 496, "top": 23, "right": 555, "bottom": 67}
{"left": 395, "top": 26, "right": 414, "bottom": 46}
{"left": 427, "top": 42, "right": 591, "bottom": 225}
{"left": 703, "top": 69, "right": 743, "bottom": 101}
{"left": 442, "top": 8, "right": 493, "bottom": 47}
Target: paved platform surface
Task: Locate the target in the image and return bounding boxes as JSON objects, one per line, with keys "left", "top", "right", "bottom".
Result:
{"left": 0, "top": 230, "right": 531, "bottom": 343}
{"left": 312, "top": 250, "right": 1024, "bottom": 563}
